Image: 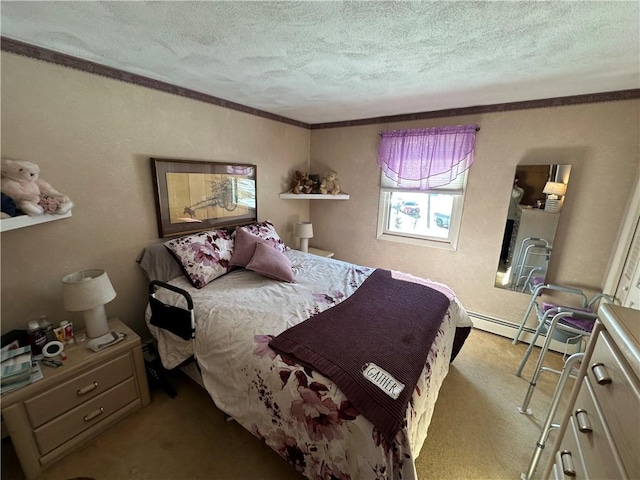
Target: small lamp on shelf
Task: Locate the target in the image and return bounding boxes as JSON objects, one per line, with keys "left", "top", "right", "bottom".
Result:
{"left": 543, "top": 181, "right": 567, "bottom": 213}
{"left": 295, "top": 221, "right": 314, "bottom": 253}
{"left": 62, "top": 269, "right": 116, "bottom": 338}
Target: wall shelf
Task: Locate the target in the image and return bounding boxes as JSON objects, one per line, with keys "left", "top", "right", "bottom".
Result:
{"left": 0, "top": 211, "right": 72, "bottom": 232}
{"left": 279, "top": 192, "right": 349, "bottom": 200}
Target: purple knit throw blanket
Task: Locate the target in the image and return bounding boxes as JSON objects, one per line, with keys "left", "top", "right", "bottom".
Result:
{"left": 269, "top": 268, "right": 451, "bottom": 443}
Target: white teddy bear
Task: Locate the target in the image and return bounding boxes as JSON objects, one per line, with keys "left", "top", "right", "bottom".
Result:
{"left": 1, "top": 158, "right": 73, "bottom": 216}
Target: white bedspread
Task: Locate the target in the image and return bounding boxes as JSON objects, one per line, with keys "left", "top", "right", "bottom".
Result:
{"left": 146, "top": 250, "right": 472, "bottom": 479}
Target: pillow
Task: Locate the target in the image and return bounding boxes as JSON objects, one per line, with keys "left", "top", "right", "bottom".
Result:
{"left": 136, "top": 243, "right": 184, "bottom": 282}
{"left": 235, "top": 220, "right": 286, "bottom": 252}
{"left": 229, "top": 227, "right": 269, "bottom": 268}
{"left": 164, "top": 229, "right": 234, "bottom": 288}
{"left": 245, "top": 242, "right": 295, "bottom": 283}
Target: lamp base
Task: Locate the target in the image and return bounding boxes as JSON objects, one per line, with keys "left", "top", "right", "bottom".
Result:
{"left": 83, "top": 305, "right": 110, "bottom": 338}
{"left": 544, "top": 199, "right": 560, "bottom": 213}
{"left": 299, "top": 238, "right": 309, "bottom": 253}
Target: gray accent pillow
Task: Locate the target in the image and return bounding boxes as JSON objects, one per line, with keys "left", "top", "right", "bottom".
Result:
{"left": 136, "top": 243, "right": 184, "bottom": 282}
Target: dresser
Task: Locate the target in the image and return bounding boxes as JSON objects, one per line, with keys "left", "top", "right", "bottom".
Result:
{"left": 543, "top": 304, "right": 640, "bottom": 479}
{"left": 1, "top": 318, "right": 150, "bottom": 479}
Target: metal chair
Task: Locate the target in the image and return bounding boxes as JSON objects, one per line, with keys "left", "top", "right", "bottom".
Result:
{"left": 520, "top": 351, "right": 586, "bottom": 480}
{"left": 511, "top": 237, "right": 552, "bottom": 291}
{"left": 520, "top": 266, "right": 547, "bottom": 294}
{"left": 513, "top": 283, "right": 612, "bottom": 415}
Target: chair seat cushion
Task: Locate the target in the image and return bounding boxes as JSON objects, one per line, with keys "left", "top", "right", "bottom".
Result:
{"left": 531, "top": 276, "right": 545, "bottom": 286}
{"left": 541, "top": 302, "right": 595, "bottom": 333}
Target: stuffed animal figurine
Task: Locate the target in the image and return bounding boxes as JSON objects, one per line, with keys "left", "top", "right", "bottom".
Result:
{"left": 291, "top": 170, "right": 309, "bottom": 194}
{"left": 302, "top": 175, "right": 314, "bottom": 194}
{"left": 1, "top": 158, "right": 73, "bottom": 216}
{"left": 320, "top": 170, "right": 340, "bottom": 195}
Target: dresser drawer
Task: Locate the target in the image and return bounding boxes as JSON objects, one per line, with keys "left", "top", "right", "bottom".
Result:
{"left": 33, "top": 377, "right": 138, "bottom": 455}
{"left": 25, "top": 354, "right": 133, "bottom": 428}
{"left": 572, "top": 378, "right": 626, "bottom": 479}
{"left": 587, "top": 331, "right": 640, "bottom": 479}
{"left": 557, "top": 418, "right": 587, "bottom": 479}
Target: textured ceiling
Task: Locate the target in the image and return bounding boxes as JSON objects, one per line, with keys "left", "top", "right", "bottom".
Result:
{"left": 1, "top": 1, "right": 639, "bottom": 124}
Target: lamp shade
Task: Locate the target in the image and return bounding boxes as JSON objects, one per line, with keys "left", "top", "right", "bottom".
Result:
{"left": 62, "top": 269, "right": 116, "bottom": 312}
{"left": 542, "top": 181, "right": 567, "bottom": 197}
{"left": 295, "top": 222, "right": 314, "bottom": 239}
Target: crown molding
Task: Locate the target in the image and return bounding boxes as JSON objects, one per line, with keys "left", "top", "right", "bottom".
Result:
{"left": 310, "top": 89, "right": 640, "bottom": 129}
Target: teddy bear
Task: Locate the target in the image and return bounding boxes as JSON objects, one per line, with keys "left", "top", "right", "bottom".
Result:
{"left": 1, "top": 158, "right": 73, "bottom": 216}
{"left": 302, "top": 175, "right": 314, "bottom": 194}
{"left": 320, "top": 170, "right": 340, "bottom": 195}
{"left": 291, "top": 170, "right": 313, "bottom": 194}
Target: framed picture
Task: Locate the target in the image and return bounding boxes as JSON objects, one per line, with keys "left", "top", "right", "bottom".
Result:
{"left": 151, "top": 158, "right": 257, "bottom": 237}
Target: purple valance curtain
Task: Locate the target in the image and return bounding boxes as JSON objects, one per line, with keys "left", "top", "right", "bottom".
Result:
{"left": 377, "top": 124, "right": 478, "bottom": 190}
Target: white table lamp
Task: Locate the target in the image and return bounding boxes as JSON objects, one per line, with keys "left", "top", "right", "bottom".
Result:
{"left": 295, "top": 221, "right": 314, "bottom": 253}
{"left": 62, "top": 269, "right": 116, "bottom": 338}
{"left": 543, "top": 181, "right": 567, "bottom": 213}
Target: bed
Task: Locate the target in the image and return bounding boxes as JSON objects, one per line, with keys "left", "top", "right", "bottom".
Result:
{"left": 138, "top": 222, "right": 473, "bottom": 480}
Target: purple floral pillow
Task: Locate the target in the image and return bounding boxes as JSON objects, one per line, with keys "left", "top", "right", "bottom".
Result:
{"left": 245, "top": 242, "right": 295, "bottom": 283}
{"left": 164, "top": 229, "right": 234, "bottom": 288}
{"left": 235, "top": 220, "right": 286, "bottom": 253}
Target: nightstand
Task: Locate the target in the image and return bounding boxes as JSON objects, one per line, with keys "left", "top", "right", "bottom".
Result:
{"left": 307, "top": 247, "right": 335, "bottom": 258}
{"left": 1, "top": 318, "right": 150, "bottom": 479}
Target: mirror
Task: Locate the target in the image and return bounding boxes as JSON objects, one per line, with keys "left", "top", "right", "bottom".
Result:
{"left": 495, "top": 164, "right": 571, "bottom": 292}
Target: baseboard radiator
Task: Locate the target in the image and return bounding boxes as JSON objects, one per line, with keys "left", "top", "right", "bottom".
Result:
{"left": 467, "top": 311, "right": 581, "bottom": 355}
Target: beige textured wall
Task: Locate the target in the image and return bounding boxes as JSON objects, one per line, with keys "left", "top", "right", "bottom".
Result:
{"left": 309, "top": 101, "right": 640, "bottom": 326}
{"left": 1, "top": 53, "right": 310, "bottom": 336}
{"left": 2, "top": 52, "right": 638, "bottom": 338}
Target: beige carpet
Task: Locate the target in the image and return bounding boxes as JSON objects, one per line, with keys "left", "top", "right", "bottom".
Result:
{"left": 2, "top": 329, "right": 568, "bottom": 480}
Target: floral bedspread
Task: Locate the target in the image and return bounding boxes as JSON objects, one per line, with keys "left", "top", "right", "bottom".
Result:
{"left": 146, "top": 250, "right": 472, "bottom": 480}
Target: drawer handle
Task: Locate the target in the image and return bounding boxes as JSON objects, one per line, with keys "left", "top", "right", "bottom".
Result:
{"left": 83, "top": 407, "right": 104, "bottom": 422}
{"left": 591, "top": 363, "right": 612, "bottom": 385}
{"left": 560, "top": 450, "right": 576, "bottom": 477}
{"left": 575, "top": 409, "right": 592, "bottom": 433}
{"left": 77, "top": 382, "right": 99, "bottom": 396}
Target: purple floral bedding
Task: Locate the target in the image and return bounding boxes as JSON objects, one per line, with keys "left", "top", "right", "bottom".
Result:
{"left": 146, "top": 250, "right": 472, "bottom": 479}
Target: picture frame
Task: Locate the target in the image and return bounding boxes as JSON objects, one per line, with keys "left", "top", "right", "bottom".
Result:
{"left": 151, "top": 158, "right": 257, "bottom": 238}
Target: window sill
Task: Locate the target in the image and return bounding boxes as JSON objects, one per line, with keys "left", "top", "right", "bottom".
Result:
{"left": 376, "top": 232, "right": 457, "bottom": 251}
{"left": 0, "top": 211, "right": 72, "bottom": 232}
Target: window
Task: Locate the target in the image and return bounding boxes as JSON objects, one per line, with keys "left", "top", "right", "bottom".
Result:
{"left": 377, "top": 170, "right": 467, "bottom": 250}
{"left": 375, "top": 125, "right": 477, "bottom": 250}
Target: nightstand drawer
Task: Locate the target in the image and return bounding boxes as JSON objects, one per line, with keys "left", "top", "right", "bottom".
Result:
{"left": 25, "top": 353, "right": 133, "bottom": 428}
{"left": 33, "top": 377, "right": 138, "bottom": 455}
{"left": 587, "top": 331, "right": 640, "bottom": 479}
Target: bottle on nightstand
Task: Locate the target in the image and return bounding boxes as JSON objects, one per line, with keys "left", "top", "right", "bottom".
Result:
{"left": 27, "top": 321, "right": 46, "bottom": 358}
